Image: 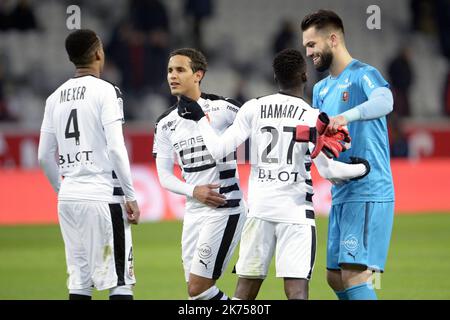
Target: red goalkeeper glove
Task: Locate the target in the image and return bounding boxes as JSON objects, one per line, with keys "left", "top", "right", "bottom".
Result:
{"left": 295, "top": 112, "right": 350, "bottom": 159}
{"left": 323, "top": 126, "right": 352, "bottom": 154}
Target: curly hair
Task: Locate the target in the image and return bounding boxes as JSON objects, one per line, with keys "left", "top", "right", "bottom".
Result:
{"left": 65, "top": 29, "right": 100, "bottom": 66}
{"left": 273, "top": 49, "right": 307, "bottom": 89}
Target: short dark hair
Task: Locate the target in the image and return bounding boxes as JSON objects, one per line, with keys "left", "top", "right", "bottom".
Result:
{"left": 169, "top": 48, "right": 208, "bottom": 74}
{"left": 273, "top": 49, "right": 307, "bottom": 89}
{"left": 301, "top": 9, "right": 344, "bottom": 34}
{"left": 65, "top": 29, "right": 100, "bottom": 66}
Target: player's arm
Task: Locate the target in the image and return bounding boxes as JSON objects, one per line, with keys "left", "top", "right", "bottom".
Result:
{"left": 197, "top": 115, "right": 249, "bottom": 160}
{"left": 38, "top": 99, "right": 61, "bottom": 193}
{"left": 178, "top": 96, "right": 252, "bottom": 160}
{"left": 312, "top": 151, "right": 370, "bottom": 183}
{"left": 104, "top": 121, "right": 140, "bottom": 224}
{"left": 328, "top": 68, "right": 393, "bottom": 133}
{"left": 38, "top": 131, "right": 61, "bottom": 193}
{"left": 104, "top": 121, "right": 135, "bottom": 201}
{"left": 153, "top": 119, "right": 196, "bottom": 197}
{"left": 296, "top": 112, "right": 351, "bottom": 159}
{"left": 102, "top": 85, "right": 139, "bottom": 224}
{"left": 155, "top": 156, "right": 226, "bottom": 207}
{"left": 155, "top": 156, "right": 195, "bottom": 197}
{"left": 153, "top": 121, "right": 227, "bottom": 207}
{"left": 328, "top": 87, "right": 393, "bottom": 132}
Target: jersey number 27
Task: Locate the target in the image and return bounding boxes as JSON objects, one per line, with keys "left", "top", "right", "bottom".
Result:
{"left": 261, "top": 126, "right": 296, "bottom": 165}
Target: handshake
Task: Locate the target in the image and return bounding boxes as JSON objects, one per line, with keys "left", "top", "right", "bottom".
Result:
{"left": 296, "top": 113, "right": 370, "bottom": 180}
{"left": 295, "top": 112, "right": 351, "bottom": 159}
{"left": 177, "top": 95, "right": 364, "bottom": 169}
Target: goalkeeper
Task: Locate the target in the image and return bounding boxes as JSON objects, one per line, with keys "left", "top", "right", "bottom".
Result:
{"left": 301, "top": 10, "right": 395, "bottom": 300}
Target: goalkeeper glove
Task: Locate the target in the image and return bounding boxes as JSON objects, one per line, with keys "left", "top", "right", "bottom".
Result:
{"left": 177, "top": 95, "right": 205, "bottom": 121}
{"left": 349, "top": 157, "right": 371, "bottom": 180}
{"left": 327, "top": 126, "right": 351, "bottom": 150}
{"left": 320, "top": 129, "right": 352, "bottom": 157}
{"left": 296, "top": 112, "right": 348, "bottom": 159}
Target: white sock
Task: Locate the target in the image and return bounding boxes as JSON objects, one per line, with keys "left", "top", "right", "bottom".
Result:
{"left": 189, "top": 286, "right": 229, "bottom": 300}
{"left": 69, "top": 287, "right": 93, "bottom": 297}
{"left": 232, "top": 297, "right": 242, "bottom": 300}
{"left": 109, "top": 284, "right": 133, "bottom": 296}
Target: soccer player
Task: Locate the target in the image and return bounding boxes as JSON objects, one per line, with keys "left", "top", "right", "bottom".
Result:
{"left": 38, "top": 29, "right": 140, "bottom": 300}
{"left": 152, "top": 48, "right": 246, "bottom": 300}
{"left": 177, "top": 48, "right": 370, "bottom": 299}
{"left": 301, "top": 10, "right": 395, "bottom": 300}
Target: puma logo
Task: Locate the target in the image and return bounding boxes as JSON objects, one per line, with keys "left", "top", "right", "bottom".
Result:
{"left": 347, "top": 252, "right": 357, "bottom": 260}
{"left": 199, "top": 259, "right": 210, "bottom": 269}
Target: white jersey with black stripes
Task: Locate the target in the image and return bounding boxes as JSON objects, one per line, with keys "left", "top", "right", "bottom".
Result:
{"left": 40, "top": 75, "right": 133, "bottom": 202}
{"left": 197, "top": 93, "right": 320, "bottom": 225}
{"left": 153, "top": 93, "right": 244, "bottom": 216}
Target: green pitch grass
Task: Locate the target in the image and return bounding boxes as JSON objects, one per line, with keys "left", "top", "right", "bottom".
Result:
{"left": 1, "top": 214, "right": 449, "bottom": 300}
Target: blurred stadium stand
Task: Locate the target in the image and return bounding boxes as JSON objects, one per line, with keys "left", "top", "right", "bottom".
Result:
{"left": 0, "top": 0, "right": 449, "bottom": 164}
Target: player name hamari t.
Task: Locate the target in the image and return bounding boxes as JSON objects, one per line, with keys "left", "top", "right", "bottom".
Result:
{"left": 260, "top": 103, "right": 307, "bottom": 120}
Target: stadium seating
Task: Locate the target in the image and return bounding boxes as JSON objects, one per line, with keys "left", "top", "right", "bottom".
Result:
{"left": 0, "top": 0, "right": 447, "bottom": 124}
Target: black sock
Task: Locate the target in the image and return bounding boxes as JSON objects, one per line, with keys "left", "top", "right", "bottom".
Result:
{"left": 69, "top": 294, "right": 92, "bottom": 300}
{"left": 109, "top": 295, "right": 133, "bottom": 300}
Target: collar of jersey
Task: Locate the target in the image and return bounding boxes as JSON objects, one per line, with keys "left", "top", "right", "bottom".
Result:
{"left": 328, "top": 59, "right": 358, "bottom": 80}
{"left": 72, "top": 74, "right": 98, "bottom": 79}
{"left": 278, "top": 91, "right": 305, "bottom": 100}
{"left": 197, "top": 96, "right": 206, "bottom": 107}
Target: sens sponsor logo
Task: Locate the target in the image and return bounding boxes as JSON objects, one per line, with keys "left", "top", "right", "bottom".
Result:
{"left": 173, "top": 136, "right": 204, "bottom": 150}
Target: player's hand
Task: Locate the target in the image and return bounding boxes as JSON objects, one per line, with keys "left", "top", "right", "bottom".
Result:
{"left": 177, "top": 95, "right": 206, "bottom": 121}
{"left": 193, "top": 184, "right": 227, "bottom": 208}
{"left": 326, "top": 126, "right": 351, "bottom": 145}
{"left": 321, "top": 134, "right": 350, "bottom": 158}
{"left": 295, "top": 111, "right": 329, "bottom": 150}
{"left": 349, "top": 156, "right": 371, "bottom": 181}
{"left": 125, "top": 200, "right": 140, "bottom": 225}
{"left": 296, "top": 112, "right": 352, "bottom": 159}
{"left": 326, "top": 115, "right": 348, "bottom": 135}
{"left": 296, "top": 112, "right": 335, "bottom": 158}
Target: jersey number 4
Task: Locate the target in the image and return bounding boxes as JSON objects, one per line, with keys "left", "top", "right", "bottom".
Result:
{"left": 261, "top": 126, "right": 296, "bottom": 164}
{"left": 65, "top": 109, "right": 80, "bottom": 145}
